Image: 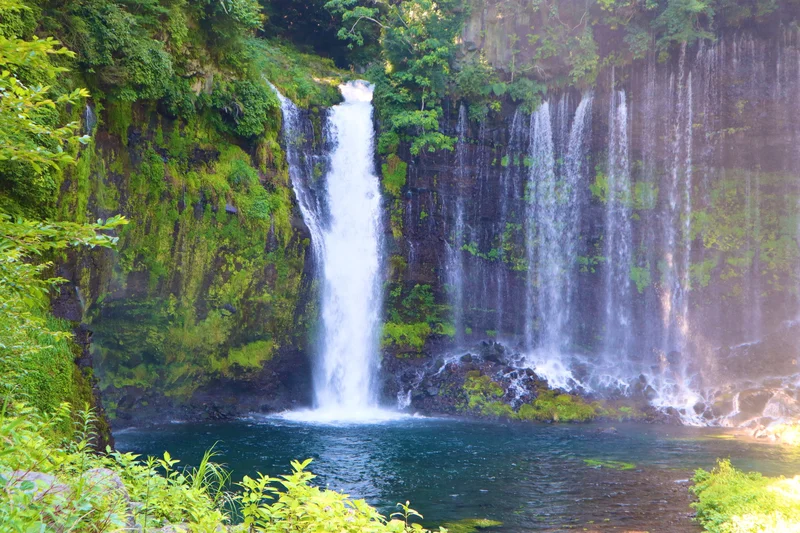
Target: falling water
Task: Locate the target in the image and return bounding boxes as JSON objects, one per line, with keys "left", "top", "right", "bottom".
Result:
{"left": 525, "top": 102, "right": 556, "bottom": 350}
{"left": 83, "top": 104, "right": 97, "bottom": 135}
{"left": 602, "top": 81, "right": 633, "bottom": 371}
{"left": 447, "top": 105, "right": 468, "bottom": 344}
{"left": 495, "top": 110, "right": 528, "bottom": 337}
{"left": 562, "top": 93, "right": 594, "bottom": 335}
{"left": 272, "top": 85, "right": 325, "bottom": 260}
{"left": 276, "top": 81, "right": 395, "bottom": 422}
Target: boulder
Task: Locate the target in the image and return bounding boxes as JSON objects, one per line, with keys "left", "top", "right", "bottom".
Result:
{"left": 7, "top": 471, "right": 70, "bottom": 501}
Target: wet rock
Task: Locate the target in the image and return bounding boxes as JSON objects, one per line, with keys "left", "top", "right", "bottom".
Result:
{"left": 8, "top": 471, "right": 70, "bottom": 501}
{"left": 692, "top": 402, "right": 706, "bottom": 415}
{"left": 426, "top": 386, "right": 439, "bottom": 397}
{"left": 643, "top": 385, "right": 658, "bottom": 401}
{"left": 738, "top": 389, "right": 773, "bottom": 418}
{"left": 666, "top": 351, "right": 682, "bottom": 366}
{"left": 460, "top": 354, "right": 473, "bottom": 363}
{"left": 85, "top": 468, "right": 128, "bottom": 500}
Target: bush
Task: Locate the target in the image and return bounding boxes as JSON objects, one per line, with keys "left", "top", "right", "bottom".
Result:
{"left": 0, "top": 404, "right": 444, "bottom": 533}
{"left": 691, "top": 459, "right": 800, "bottom": 533}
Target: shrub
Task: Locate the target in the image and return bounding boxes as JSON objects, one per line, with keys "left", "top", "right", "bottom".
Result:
{"left": 691, "top": 459, "right": 800, "bottom": 533}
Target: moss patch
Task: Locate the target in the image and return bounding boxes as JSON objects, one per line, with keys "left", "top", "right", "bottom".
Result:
{"left": 584, "top": 459, "right": 636, "bottom": 470}
{"left": 440, "top": 518, "right": 503, "bottom": 533}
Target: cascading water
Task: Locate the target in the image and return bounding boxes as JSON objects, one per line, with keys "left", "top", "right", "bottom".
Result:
{"left": 521, "top": 95, "right": 594, "bottom": 389}
{"left": 276, "top": 81, "right": 396, "bottom": 422}
{"left": 494, "top": 110, "right": 528, "bottom": 337}
{"left": 601, "top": 80, "right": 634, "bottom": 381}
{"left": 524, "top": 102, "right": 557, "bottom": 351}
{"left": 447, "top": 105, "right": 468, "bottom": 345}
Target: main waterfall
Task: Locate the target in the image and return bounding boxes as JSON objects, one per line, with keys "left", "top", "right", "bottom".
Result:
{"left": 276, "top": 81, "right": 395, "bottom": 422}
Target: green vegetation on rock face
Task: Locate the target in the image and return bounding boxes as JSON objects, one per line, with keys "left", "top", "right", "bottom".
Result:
{"left": 76, "top": 108, "right": 308, "bottom": 403}
{"left": 0, "top": 1, "right": 127, "bottom": 440}
{"left": 461, "top": 373, "right": 646, "bottom": 423}
{"left": 691, "top": 459, "right": 800, "bottom": 533}
{"left": 383, "top": 284, "right": 453, "bottom": 355}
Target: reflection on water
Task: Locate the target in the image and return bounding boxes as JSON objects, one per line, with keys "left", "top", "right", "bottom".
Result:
{"left": 115, "top": 418, "right": 800, "bottom": 532}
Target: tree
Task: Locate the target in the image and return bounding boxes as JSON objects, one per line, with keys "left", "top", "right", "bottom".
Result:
{"left": 326, "top": 0, "right": 467, "bottom": 154}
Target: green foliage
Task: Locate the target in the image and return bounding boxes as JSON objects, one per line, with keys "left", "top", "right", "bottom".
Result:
{"left": 0, "top": 7, "right": 91, "bottom": 217}
{"left": 691, "top": 459, "right": 800, "bottom": 533}
{"left": 240, "top": 460, "right": 443, "bottom": 533}
{"left": 382, "top": 154, "right": 408, "bottom": 197}
{"left": 328, "top": 0, "right": 467, "bottom": 154}
{"left": 383, "top": 283, "right": 449, "bottom": 353}
{"left": 210, "top": 79, "right": 279, "bottom": 138}
{"left": 652, "top": 0, "right": 715, "bottom": 50}
{"left": 0, "top": 216, "right": 126, "bottom": 414}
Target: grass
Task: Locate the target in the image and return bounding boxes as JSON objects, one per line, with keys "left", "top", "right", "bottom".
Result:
{"left": 691, "top": 459, "right": 800, "bottom": 532}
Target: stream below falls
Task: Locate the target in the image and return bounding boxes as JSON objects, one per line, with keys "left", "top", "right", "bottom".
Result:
{"left": 115, "top": 418, "right": 800, "bottom": 532}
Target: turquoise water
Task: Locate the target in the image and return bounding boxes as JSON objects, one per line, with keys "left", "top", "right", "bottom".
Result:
{"left": 115, "top": 417, "right": 800, "bottom": 531}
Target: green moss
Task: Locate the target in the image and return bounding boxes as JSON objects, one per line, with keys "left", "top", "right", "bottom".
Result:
{"left": 440, "top": 518, "right": 503, "bottom": 533}
{"left": 106, "top": 100, "right": 134, "bottom": 146}
{"left": 629, "top": 264, "right": 651, "bottom": 293}
{"left": 381, "top": 154, "right": 407, "bottom": 197}
{"left": 584, "top": 459, "right": 636, "bottom": 470}
{"left": 462, "top": 373, "right": 511, "bottom": 417}
{"left": 691, "top": 459, "right": 800, "bottom": 533}
{"left": 517, "top": 390, "right": 599, "bottom": 422}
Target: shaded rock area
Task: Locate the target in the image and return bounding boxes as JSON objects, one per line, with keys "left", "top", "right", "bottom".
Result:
{"left": 108, "top": 347, "right": 312, "bottom": 428}
{"left": 383, "top": 341, "right": 668, "bottom": 423}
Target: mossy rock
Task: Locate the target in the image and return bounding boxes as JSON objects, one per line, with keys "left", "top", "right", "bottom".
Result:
{"left": 583, "top": 459, "right": 636, "bottom": 470}
{"left": 440, "top": 518, "right": 503, "bottom": 533}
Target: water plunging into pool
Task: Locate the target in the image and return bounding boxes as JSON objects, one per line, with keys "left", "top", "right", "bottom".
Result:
{"left": 275, "top": 81, "right": 402, "bottom": 423}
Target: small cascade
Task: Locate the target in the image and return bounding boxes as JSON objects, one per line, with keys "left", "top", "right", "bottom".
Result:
{"left": 272, "top": 86, "right": 325, "bottom": 260}
{"left": 83, "top": 104, "right": 97, "bottom": 135}
{"left": 446, "top": 105, "right": 468, "bottom": 345}
{"left": 602, "top": 81, "right": 633, "bottom": 371}
{"left": 524, "top": 102, "right": 557, "bottom": 350}
{"left": 275, "top": 81, "right": 397, "bottom": 422}
{"left": 562, "top": 93, "right": 594, "bottom": 332}
{"left": 649, "top": 45, "right": 703, "bottom": 419}
{"left": 494, "top": 110, "right": 528, "bottom": 337}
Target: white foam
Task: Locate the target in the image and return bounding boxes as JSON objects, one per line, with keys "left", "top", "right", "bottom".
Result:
{"left": 275, "top": 407, "right": 414, "bottom": 425}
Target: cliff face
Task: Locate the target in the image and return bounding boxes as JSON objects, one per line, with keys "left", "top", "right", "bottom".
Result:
{"left": 55, "top": 101, "right": 319, "bottom": 425}
{"left": 383, "top": 25, "right": 800, "bottom": 423}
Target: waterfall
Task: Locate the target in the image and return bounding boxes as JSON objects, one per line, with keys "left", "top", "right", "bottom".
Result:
{"left": 276, "top": 81, "right": 395, "bottom": 422}
{"left": 447, "top": 105, "right": 468, "bottom": 345}
{"left": 83, "top": 104, "right": 97, "bottom": 135}
{"left": 272, "top": 86, "right": 325, "bottom": 260}
{"left": 495, "top": 110, "right": 528, "bottom": 337}
{"left": 562, "top": 93, "right": 594, "bottom": 332}
{"left": 602, "top": 81, "right": 633, "bottom": 372}
{"left": 518, "top": 95, "right": 593, "bottom": 388}
{"left": 524, "top": 102, "right": 556, "bottom": 350}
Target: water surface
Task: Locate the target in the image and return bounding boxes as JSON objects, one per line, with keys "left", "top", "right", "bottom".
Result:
{"left": 115, "top": 417, "right": 800, "bottom": 532}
